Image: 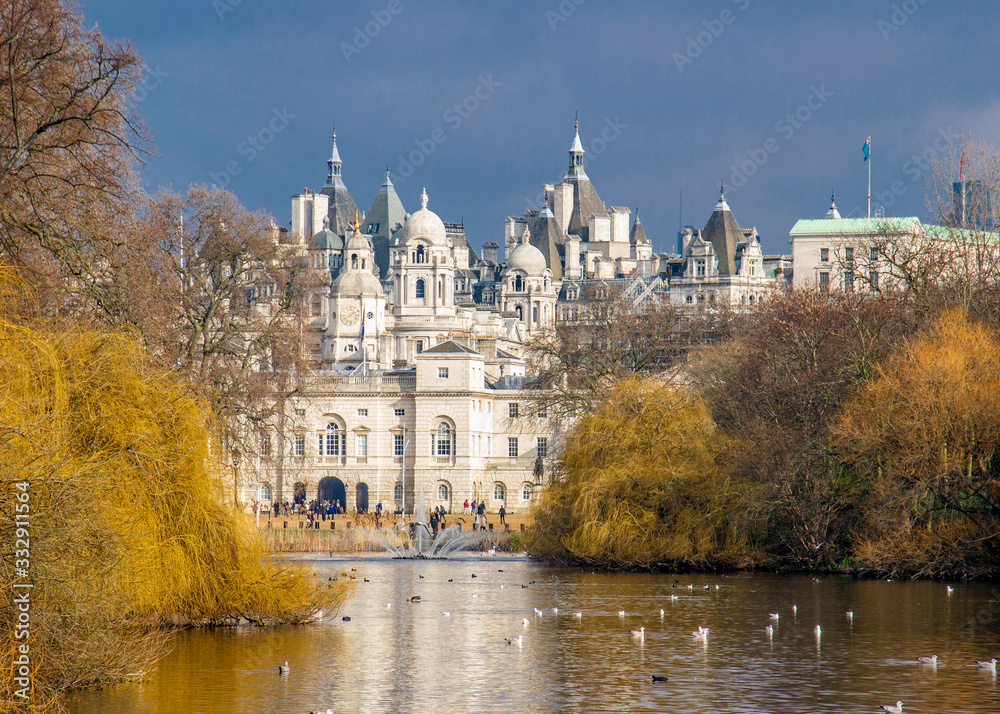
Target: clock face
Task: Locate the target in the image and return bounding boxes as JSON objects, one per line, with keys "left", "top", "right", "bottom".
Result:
{"left": 340, "top": 304, "right": 360, "bottom": 326}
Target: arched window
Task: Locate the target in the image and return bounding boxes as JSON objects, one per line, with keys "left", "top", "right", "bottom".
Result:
{"left": 532, "top": 305, "right": 538, "bottom": 323}
{"left": 259, "top": 483, "right": 272, "bottom": 501}
{"left": 416, "top": 245, "right": 425, "bottom": 263}
{"left": 522, "top": 484, "right": 532, "bottom": 501}
{"left": 351, "top": 254, "right": 358, "bottom": 269}
{"left": 515, "top": 275, "right": 523, "bottom": 291}
{"left": 320, "top": 423, "right": 345, "bottom": 456}
{"left": 515, "top": 305, "right": 522, "bottom": 320}
{"left": 394, "top": 483, "right": 403, "bottom": 500}
{"left": 416, "top": 279, "right": 425, "bottom": 298}
{"left": 437, "top": 484, "right": 449, "bottom": 500}
{"left": 436, "top": 422, "right": 452, "bottom": 456}
{"left": 493, "top": 483, "right": 506, "bottom": 500}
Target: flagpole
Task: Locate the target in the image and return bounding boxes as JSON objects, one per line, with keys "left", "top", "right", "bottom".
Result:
{"left": 867, "top": 135, "right": 871, "bottom": 219}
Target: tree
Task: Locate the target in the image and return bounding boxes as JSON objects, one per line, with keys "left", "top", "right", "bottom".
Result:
{"left": 833, "top": 309, "right": 1000, "bottom": 576}
{"left": 129, "top": 186, "right": 318, "bottom": 503}
{"left": 0, "top": 0, "right": 148, "bottom": 310}
{"left": 524, "top": 283, "right": 729, "bottom": 418}
{"left": 0, "top": 273, "right": 352, "bottom": 705}
{"left": 692, "top": 291, "right": 915, "bottom": 563}
{"left": 527, "top": 378, "right": 752, "bottom": 569}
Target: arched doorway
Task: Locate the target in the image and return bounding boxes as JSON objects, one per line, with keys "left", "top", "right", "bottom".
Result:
{"left": 318, "top": 476, "right": 346, "bottom": 511}
{"left": 356, "top": 483, "right": 369, "bottom": 513}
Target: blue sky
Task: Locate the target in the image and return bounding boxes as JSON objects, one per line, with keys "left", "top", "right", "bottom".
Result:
{"left": 83, "top": 0, "right": 1000, "bottom": 256}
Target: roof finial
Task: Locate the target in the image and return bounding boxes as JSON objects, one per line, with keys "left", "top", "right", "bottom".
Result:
{"left": 720, "top": 181, "right": 725, "bottom": 200}
{"left": 522, "top": 224, "right": 531, "bottom": 244}
{"left": 332, "top": 123, "right": 336, "bottom": 140}
{"left": 420, "top": 187, "right": 428, "bottom": 209}
{"left": 831, "top": 188, "right": 836, "bottom": 204}
{"left": 575, "top": 111, "right": 579, "bottom": 133}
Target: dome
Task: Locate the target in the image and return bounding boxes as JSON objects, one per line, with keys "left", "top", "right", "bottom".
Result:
{"left": 507, "top": 240, "right": 547, "bottom": 276}
{"left": 332, "top": 269, "right": 383, "bottom": 298}
{"left": 312, "top": 228, "right": 343, "bottom": 251}
{"left": 399, "top": 188, "right": 447, "bottom": 246}
{"left": 345, "top": 230, "right": 371, "bottom": 252}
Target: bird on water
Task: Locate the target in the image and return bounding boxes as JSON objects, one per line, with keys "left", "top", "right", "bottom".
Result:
{"left": 880, "top": 701, "right": 903, "bottom": 714}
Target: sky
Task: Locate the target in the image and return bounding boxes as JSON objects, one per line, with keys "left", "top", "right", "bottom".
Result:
{"left": 82, "top": 0, "right": 1000, "bottom": 257}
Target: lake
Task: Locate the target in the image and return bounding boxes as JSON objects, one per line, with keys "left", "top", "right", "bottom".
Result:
{"left": 65, "top": 554, "right": 1000, "bottom": 713}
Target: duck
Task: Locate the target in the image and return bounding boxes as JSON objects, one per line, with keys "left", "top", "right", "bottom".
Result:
{"left": 408, "top": 595, "right": 422, "bottom": 602}
{"left": 769, "top": 613, "right": 780, "bottom": 621}
{"left": 765, "top": 625, "right": 773, "bottom": 638}
{"left": 278, "top": 661, "right": 290, "bottom": 674}
{"left": 651, "top": 675, "right": 668, "bottom": 683}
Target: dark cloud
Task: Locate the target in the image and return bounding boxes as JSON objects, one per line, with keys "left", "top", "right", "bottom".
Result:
{"left": 84, "top": 0, "right": 1000, "bottom": 254}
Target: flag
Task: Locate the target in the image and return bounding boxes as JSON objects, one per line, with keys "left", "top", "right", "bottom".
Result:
{"left": 863, "top": 135, "right": 870, "bottom": 162}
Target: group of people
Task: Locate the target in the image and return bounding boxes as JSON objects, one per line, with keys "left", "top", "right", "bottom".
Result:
{"left": 269, "top": 499, "right": 346, "bottom": 519}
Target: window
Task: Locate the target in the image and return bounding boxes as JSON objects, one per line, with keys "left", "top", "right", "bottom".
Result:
{"left": 260, "top": 435, "right": 271, "bottom": 457}
{"left": 820, "top": 247, "right": 829, "bottom": 262}
{"left": 369, "top": 222, "right": 380, "bottom": 233}
{"left": 345, "top": 344, "right": 357, "bottom": 352}
{"left": 508, "top": 402, "right": 519, "bottom": 419}
{"left": 294, "top": 408, "right": 306, "bottom": 417}
{"left": 870, "top": 269, "right": 879, "bottom": 290}
{"left": 537, "top": 404, "right": 546, "bottom": 418}
{"left": 415, "top": 279, "right": 425, "bottom": 298}
{"left": 870, "top": 246, "right": 879, "bottom": 261}
{"left": 494, "top": 483, "right": 506, "bottom": 500}
{"left": 357, "top": 408, "right": 368, "bottom": 417}
{"left": 532, "top": 305, "right": 538, "bottom": 323}
{"left": 437, "top": 484, "right": 449, "bottom": 500}
{"left": 416, "top": 340, "right": 423, "bottom": 354}
{"left": 394, "top": 434, "right": 404, "bottom": 456}
{"left": 819, "top": 272, "right": 830, "bottom": 292}
{"left": 311, "top": 295, "right": 322, "bottom": 316}
{"left": 294, "top": 434, "right": 305, "bottom": 456}
{"left": 686, "top": 295, "right": 693, "bottom": 304}
{"left": 844, "top": 271, "right": 855, "bottom": 293}
{"left": 395, "top": 408, "right": 405, "bottom": 417}
{"left": 438, "top": 367, "right": 449, "bottom": 379}
{"left": 394, "top": 483, "right": 403, "bottom": 500}
{"left": 416, "top": 245, "right": 425, "bottom": 263}
{"left": 320, "top": 423, "right": 344, "bottom": 456}
{"left": 537, "top": 437, "right": 548, "bottom": 458}
{"left": 844, "top": 246, "right": 854, "bottom": 263}
{"left": 696, "top": 259, "right": 706, "bottom": 276}
{"left": 356, "top": 433, "right": 368, "bottom": 457}
{"left": 259, "top": 483, "right": 272, "bottom": 501}
{"left": 522, "top": 484, "right": 532, "bottom": 501}
{"left": 508, "top": 437, "right": 518, "bottom": 457}
{"left": 436, "top": 423, "right": 452, "bottom": 456}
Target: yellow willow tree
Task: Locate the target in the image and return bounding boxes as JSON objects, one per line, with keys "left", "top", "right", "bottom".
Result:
{"left": 527, "top": 377, "right": 756, "bottom": 569}
{"left": 0, "top": 271, "right": 352, "bottom": 705}
{"left": 833, "top": 309, "right": 1000, "bottom": 576}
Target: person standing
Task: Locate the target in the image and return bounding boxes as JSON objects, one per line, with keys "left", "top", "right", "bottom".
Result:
{"left": 477, "top": 500, "right": 486, "bottom": 529}
{"left": 499, "top": 504, "right": 506, "bottom": 525}
{"left": 463, "top": 499, "right": 470, "bottom": 514}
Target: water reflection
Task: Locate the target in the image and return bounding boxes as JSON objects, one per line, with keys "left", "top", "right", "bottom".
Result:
{"left": 66, "top": 558, "right": 1000, "bottom": 713}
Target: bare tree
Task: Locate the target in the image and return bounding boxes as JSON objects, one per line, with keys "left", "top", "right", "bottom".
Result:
{"left": 0, "top": 0, "right": 149, "bottom": 309}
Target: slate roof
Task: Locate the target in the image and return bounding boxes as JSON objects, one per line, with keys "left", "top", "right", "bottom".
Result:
{"left": 702, "top": 195, "right": 744, "bottom": 277}
{"left": 420, "top": 339, "right": 481, "bottom": 355}
{"left": 630, "top": 212, "right": 650, "bottom": 245}
{"left": 363, "top": 170, "right": 407, "bottom": 278}
{"left": 528, "top": 207, "right": 565, "bottom": 280}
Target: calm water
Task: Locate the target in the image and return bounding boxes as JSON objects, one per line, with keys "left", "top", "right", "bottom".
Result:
{"left": 66, "top": 555, "right": 1000, "bottom": 713}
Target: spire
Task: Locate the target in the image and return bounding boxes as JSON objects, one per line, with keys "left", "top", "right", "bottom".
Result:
{"left": 715, "top": 181, "right": 730, "bottom": 212}
{"left": 383, "top": 165, "right": 393, "bottom": 188}
{"left": 420, "top": 187, "right": 429, "bottom": 209}
{"left": 326, "top": 128, "right": 343, "bottom": 186}
{"left": 569, "top": 115, "right": 585, "bottom": 157}
{"left": 825, "top": 188, "right": 841, "bottom": 219}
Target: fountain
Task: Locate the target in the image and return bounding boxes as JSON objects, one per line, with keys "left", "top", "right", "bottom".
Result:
{"left": 356, "top": 489, "right": 495, "bottom": 558}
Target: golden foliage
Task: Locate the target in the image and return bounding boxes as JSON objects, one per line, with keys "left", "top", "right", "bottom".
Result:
{"left": 0, "top": 288, "right": 352, "bottom": 704}
{"left": 834, "top": 309, "right": 1000, "bottom": 575}
{"left": 527, "top": 378, "right": 754, "bottom": 569}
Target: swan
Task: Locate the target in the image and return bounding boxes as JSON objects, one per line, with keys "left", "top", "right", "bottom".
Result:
{"left": 765, "top": 624, "right": 773, "bottom": 638}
